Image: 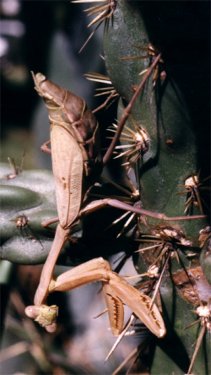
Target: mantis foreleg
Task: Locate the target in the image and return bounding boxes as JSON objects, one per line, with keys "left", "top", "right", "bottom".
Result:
{"left": 31, "top": 257, "right": 166, "bottom": 338}
{"left": 49, "top": 257, "right": 110, "bottom": 292}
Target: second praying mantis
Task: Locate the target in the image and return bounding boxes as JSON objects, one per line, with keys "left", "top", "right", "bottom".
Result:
{"left": 26, "top": 68, "right": 204, "bottom": 338}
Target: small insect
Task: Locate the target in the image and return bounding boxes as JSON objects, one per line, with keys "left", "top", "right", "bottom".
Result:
{"left": 11, "top": 214, "right": 44, "bottom": 249}
{"left": 13, "top": 214, "right": 29, "bottom": 242}
{"left": 85, "top": 72, "right": 119, "bottom": 112}
{"left": 72, "top": 0, "right": 116, "bottom": 52}
{"left": 15, "top": 214, "right": 29, "bottom": 228}
{"left": 179, "top": 174, "right": 211, "bottom": 215}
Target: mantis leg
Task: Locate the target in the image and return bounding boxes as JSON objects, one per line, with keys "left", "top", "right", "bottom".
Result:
{"left": 108, "top": 272, "right": 166, "bottom": 338}
{"left": 28, "top": 257, "right": 166, "bottom": 337}
{"left": 47, "top": 258, "right": 125, "bottom": 336}
{"left": 34, "top": 224, "right": 69, "bottom": 305}
{"left": 41, "top": 216, "right": 59, "bottom": 228}
{"left": 49, "top": 257, "right": 110, "bottom": 292}
{"left": 40, "top": 139, "right": 51, "bottom": 154}
{"left": 26, "top": 258, "right": 111, "bottom": 331}
{"left": 50, "top": 258, "right": 165, "bottom": 337}
{"left": 80, "top": 198, "right": 205, "bottom": 221}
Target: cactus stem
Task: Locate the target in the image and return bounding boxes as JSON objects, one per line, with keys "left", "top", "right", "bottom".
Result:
{"left": 103, "top": 53, "right": 162, "bottom": 164}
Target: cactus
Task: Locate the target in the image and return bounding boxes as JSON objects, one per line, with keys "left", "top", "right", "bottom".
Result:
{"left": 0, "top": 163, "right": 57, "bottom": 264}
{"left": 101, "top": 1, "right": 210, "bottom": 374}
{"left": 1, "top": 1, "right": 210, "bottom": 374}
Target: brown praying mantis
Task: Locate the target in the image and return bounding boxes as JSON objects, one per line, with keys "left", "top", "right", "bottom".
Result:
{"left": 26, "top": 67, "right": 204, "bottom": 339}
{"left": 31, "top": 71, "right": 102, "bottom": 306}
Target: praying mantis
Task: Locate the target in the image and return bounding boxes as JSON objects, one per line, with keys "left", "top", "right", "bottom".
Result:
{"left": 30, "top": 71, "right": 101, "bottom": 306}
{"left": 26, "top": 69, "right": 204, "bottom": 339}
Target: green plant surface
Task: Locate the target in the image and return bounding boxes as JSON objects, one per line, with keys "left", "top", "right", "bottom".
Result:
{"left": 104, "top": 0, "right": 208, "bottom": 243}
{"left": 103, "top": 1, "right": 210, "bottom": 373}
{"left": 0, "top": 163, "right": 57, "bottom": 264}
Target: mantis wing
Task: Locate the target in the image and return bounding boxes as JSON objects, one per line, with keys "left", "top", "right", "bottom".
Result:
{"left": 51, "top": 124, "right": 83, "bottom": 229}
